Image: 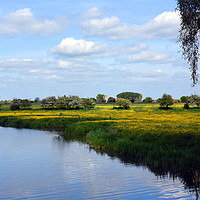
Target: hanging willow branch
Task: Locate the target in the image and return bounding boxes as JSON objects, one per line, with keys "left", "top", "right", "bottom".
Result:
{"left": 176, "top": 0, "right": 200, "bottom": 86}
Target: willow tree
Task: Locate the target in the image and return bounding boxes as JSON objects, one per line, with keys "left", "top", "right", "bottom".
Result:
{"left": 176, "top": 0, "right": 200, "bottom": 86}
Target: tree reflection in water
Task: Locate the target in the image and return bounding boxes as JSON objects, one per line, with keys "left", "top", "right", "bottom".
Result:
{"left": 64, "top": 135, "right": 200, "bottom": 199}
{"left": 93, "top": 148, "right": 200, "bottom": 199}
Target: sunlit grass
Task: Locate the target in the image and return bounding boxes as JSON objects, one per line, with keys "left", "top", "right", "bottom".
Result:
{"left": 0, "top": 104, "right": 199, "bottom": 136}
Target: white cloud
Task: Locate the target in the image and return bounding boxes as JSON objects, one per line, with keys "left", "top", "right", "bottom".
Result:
{"left": 78, "top": 7, "right": 103, "bottom": 20}
{"left": 0, "top": 8, "right": 68, "bottom": 37}
{"left": 58, "top": 61, "right": 72, "bottom": 68}
{"left": 80, "top": 11, "right": 180, "bottom": 40}
{"left": 0, "top": 58, "right": 54, "bottom": 68}
{"left": 120, "top": 67, "right": 129, "bottom": 71}
{"left": 30, "top": 69, "right": 40, "bottom": 73}
{"left": 49, "top": 37, "right": 107, "bottom": 57}
{"left": 0, "top": 58, "right": 55, "bottom": 75}
{"left": 45, "top": 74, "right": 62, "bottom": 80}
{"left": 80, "top": 16, "right": 126, "bottom": 40}
{"left": 136, "top": 70, "right": 165, "bottom": 78}
{"left": 124, "top": 51, "right": 177, "bottom": 64}
{"left": 135, "top": 11, "right": 180, "bottom": 40}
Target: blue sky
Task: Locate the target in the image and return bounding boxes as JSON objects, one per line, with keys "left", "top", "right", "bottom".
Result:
{"left": 0, "top": 0, "right": 199, "bottom": 100}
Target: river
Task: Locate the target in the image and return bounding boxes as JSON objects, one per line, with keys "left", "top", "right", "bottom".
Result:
{"left": 0, "top": 127, "right": 198, "bottom": 199}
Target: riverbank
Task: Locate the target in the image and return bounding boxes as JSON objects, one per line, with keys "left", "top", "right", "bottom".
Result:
{"left": 0, "top": 104, "right": 200, "bottom": 174}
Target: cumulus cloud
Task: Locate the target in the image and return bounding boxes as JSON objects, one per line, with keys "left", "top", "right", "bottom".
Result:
{"left": 80, "top": 10, "right": 180, "bottom": 40}
{"left": 49, "top": 37, "right": 107, "bottom": 57}
{"left": 0, "top": 8, "right": 68, "bottom": 37}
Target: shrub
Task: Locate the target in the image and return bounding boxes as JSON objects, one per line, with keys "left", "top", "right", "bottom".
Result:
{"left": 183, "top": 103, "right": 190, "bottom": 109}
{"left": 108, "top": 97, "right": 115, "bottom": 103}
{"left": 41, "top": 95, "right": 83, "bottom": 110}
{"left": 20, "top": 99, "right": 31, "bottom": 109}
{"left": 82, "top": 98, "right": 96, "bottom": 109}
{"left": 143, "top": 97, "right": 153, "bottom": 103}
{"left": 10, "top": 99, "right": 21, "bottom": 110}
{"left": 67, "top": 96, "right": 83, "bottom": 109}
{"left": 114, "top": 99, "right": 131, "bottom": 109}
{"left": 10, "top": 99, "right": 31, "bottom": 110}
{"left": 41, "top": 96, "right": 56, "bottom": 109}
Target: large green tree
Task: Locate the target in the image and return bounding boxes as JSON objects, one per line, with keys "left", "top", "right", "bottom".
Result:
{"left": 159, "top": 94, "right": 174, "bottom": 109}
{"left": 96, "top": 94, "right": 105, "bottom": 102}
{"left": 176, "top": 0, "right": 200, "bottom": 85}
{"left": 116, "top": 92, "right": 142, "bottom": 102}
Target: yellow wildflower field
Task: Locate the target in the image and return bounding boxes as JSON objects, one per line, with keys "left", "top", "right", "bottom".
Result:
{"left": 0, "top": 104, "right": 199, "bottom": 135}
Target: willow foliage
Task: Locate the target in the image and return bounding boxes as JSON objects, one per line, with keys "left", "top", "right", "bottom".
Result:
{"left": 176, "top": 0, "right": 200, "bottom": 85}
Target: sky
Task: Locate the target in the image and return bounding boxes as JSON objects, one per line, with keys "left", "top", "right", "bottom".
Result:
{"left": 0, "top": 0, "right": 199, "bottom": 100}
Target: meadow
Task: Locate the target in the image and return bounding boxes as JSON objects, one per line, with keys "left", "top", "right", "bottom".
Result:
{"left": 0, "top": 103, "right": 200, "bottom": 176}
{"left": 0, "top": 103, "right": 199, "bottom": 135}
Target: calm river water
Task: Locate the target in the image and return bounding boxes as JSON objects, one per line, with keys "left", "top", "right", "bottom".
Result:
{"left": 0, "top": 127, "right": 198, "bottom": 199}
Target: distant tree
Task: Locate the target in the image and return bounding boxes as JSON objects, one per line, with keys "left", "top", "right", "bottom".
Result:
{"left": 34, "top": 97, "right": 40, "bottom": 103}
{"left": 10, "top": 98, "right": 31, "bottom": 110}
{"left": 159, "top": 94, "right": 173, "bottom": 109}
{"left": 40, "top": 98, "right": 48, "bottom": 109}
{"left": 67, "top": 95, "right": 83, "bottom": 109}
{"left": 116, "top": 92, "right": 142, "bottom": 102}
{"left": 108, "top": 97, "right": 115, "bottom": 103}
{"left": 188, "top": 94, "right": 200, "bottom": 107}
{"left": 55, "top": 96, "right": 68, "bottom": 109}
{"left": 156, "top": 98, "right": 161, "bottom": 103}
{"left": 143, "top": 97, "right": 153, "bottom": 103}
{"left": 176, "top": 0, "right": 200, "bottom": 85}
{"left": 1, "top": 100, "right": 8, "bottom": 105}
{"left": 180, "top": 96, "right": 189, "bottom": 103}
{"left": 41, "top": 95, "right": 83, "bottom": 110}
{"left": 91, "top": 98, "right": 97, "bottom": 102}
{"left": 114, "top": 99, "right": 131, "bottom": 109}
{"left": 82, "top": 98, "right": 96, "bottom": 109}
{"left": 10, "top": 98, "right": 21, "bottom": 110}
{"left": 96, "top": 94, "right": 105, "bottom": 102}
{"left": 20, "top": 99, "right": 31, "bottom": 109}
{"left": 41, "top": 96, "right": 57, "bottom": 109}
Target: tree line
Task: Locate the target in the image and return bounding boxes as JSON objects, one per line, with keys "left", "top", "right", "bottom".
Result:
{"left": 8, "top": 95, "right": 95, "bottom": 110}
{"left": 0, "top": 92, "right": 199, "bottom": 110}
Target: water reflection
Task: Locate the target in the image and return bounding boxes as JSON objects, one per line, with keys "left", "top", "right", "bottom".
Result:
{"left": 0, "top": 127, "right": 199, "bottom": 200}
{"left": 63, "top": 135, "right": 200, "bottom": 199}
{"left": 90, "top": 145, "right": 200, "bottom": 200}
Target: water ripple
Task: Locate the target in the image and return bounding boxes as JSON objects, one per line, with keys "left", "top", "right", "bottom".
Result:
{"left": 0, "top": 127, "right": 197, "bottom": 199}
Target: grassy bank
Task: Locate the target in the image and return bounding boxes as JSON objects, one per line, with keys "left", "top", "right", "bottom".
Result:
{"left": 0, "top": 104, "right": 200, "bottom": 173}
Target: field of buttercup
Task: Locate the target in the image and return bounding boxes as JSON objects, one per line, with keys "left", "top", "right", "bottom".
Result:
{"left": 0, "top": 104, "right": 199, "bottom": 136}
